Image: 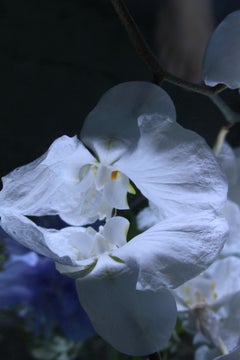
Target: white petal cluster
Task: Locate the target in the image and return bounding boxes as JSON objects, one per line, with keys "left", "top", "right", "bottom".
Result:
{"left": 0, "top": 82, "right": 228, "bottom": 356}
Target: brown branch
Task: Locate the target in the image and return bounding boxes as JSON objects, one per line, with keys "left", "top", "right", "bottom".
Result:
{"left": 111, "top": 0, "right": 226, "bottom": 95}
{"left": 111, "top": 0, "right": 165, "bottom": 80}
{"left": 163, "top": 72, "right": 226, "bottom": 95}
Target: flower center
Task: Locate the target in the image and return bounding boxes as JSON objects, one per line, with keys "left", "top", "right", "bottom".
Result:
{"left": 111, "top": 170, "right": 120, "bottom": 181}
{"left": 66, "top": 217, "right": 129, "bottom": 263}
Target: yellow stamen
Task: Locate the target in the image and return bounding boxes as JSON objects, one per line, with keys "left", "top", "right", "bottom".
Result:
{"left": 111, "top": 170, "right": 120, "bottom": 181}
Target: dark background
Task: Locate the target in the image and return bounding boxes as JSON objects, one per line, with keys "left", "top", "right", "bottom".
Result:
{"left": 0, "top": 0, "right": 240, "bottom": 178}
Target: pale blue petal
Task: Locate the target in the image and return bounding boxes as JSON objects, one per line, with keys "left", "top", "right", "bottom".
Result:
{"left": 76, "top": 266, "right": 177, "bottom": 356}
{"left": 10, "top": 252, "right": 39, "bottom": 266}
{"left": 203, "top": 11, "right": 240, "bottom": 89}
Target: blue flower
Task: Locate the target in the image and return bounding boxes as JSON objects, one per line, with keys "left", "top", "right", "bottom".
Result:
{"left": 0, "top": 227, "right": 94, "bottom": 341}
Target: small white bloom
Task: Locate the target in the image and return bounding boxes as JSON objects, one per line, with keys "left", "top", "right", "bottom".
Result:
{"left": 174, "top": 257, "right": 240, "bottom": 356}
{"left": 175, "top": 256, "right": 240, "bottom": 311}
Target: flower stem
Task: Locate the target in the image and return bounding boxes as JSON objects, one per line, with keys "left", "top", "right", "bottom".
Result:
{"left": 163, "top": 72, "right": 226, "bottom": 96}
{"left": 213, "top": 125, "right": 231, "bottom": 155}
{"left": 111, "top": 0, "right": 165, "bottom": 80}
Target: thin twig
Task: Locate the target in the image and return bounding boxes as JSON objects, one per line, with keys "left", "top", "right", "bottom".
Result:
{"left": 111, "top": 0, "right": 165, "bottom": 80}
{"left": 163, "top": 72, "right": 226, "bottom": 95}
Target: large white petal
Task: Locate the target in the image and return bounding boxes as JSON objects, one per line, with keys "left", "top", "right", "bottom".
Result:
{"left": 202, "top": 11, "right": 240, "bottom": 89}
{"left": 76, "top": 265, "right": 177, "bottom": 356}
{"left": 81, "top": 81, "right": 176, "bottom": 161}
{"left": 114, "top": 214, "right": 228, "bottom": 291}
{"left": 117, "top": 115, "right": 227, "bottom": 217}
{"left": 0, "top": 136, "right": 96, "bottom": 221}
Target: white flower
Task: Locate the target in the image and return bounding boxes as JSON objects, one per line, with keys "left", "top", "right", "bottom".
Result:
{"left": 202, "top": 11, "right": 240, "bottom": 89}
{"left": 174, "top": 256, "right": 240, "bottom": 356}
{"left": 0, "top": 81, "right": 229, "bottom": 355}
{"left": 175, "top": 256, "right": 240, "bottom": 310}
{"left": 0, "top": 82, "right": 227, "bottom": 226}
